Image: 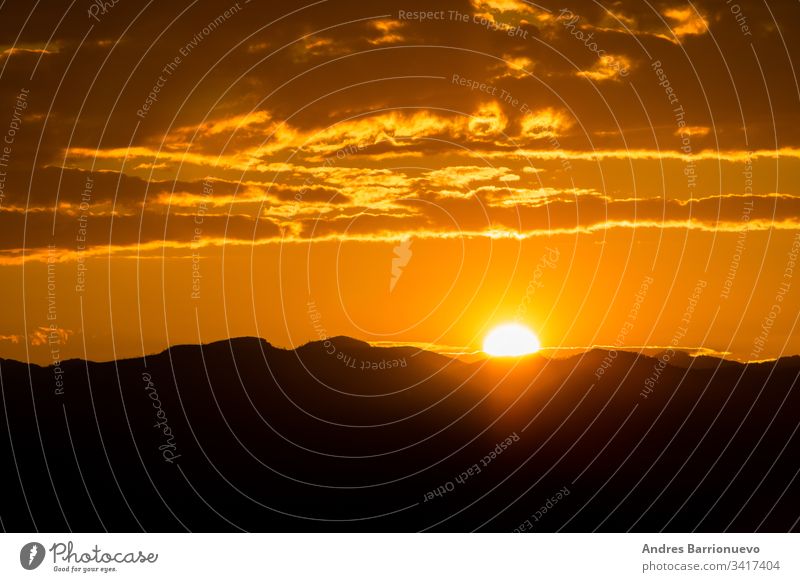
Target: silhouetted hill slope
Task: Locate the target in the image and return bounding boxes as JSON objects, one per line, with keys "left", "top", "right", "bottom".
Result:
{"left": 650, "top": 349, "right": 741, "bottom": 369}
{"left": 1, "top": 338, "right": 798, "bottom": 532}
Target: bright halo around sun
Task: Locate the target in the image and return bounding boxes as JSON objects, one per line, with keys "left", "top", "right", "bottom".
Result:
{"left": 483, "top": 323, "right": 541, "bottom": 357}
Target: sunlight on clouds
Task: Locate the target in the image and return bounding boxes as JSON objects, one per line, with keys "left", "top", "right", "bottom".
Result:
{"left": 496, "top": 147, "right": 800, "bottom": 162}
{"left": 29, "top": 326, "right": 73, "bottom": 346}
{"left": 519, "top": 107, "right": 573, "bottom": 139}
{"left": 493, "top": 54, "right": 534, "bottom": 80}
{"left": 482, "top": 186, "right": 599, "bottom": 207}
{"left": 470, "top": 0, "right": 550, "bottom": 21}
{"left": 675, "top": 125, "right": 711, "bottom": 137}
{"left": 578, "top": 54, "right": 632, "bottom": 82}
{"left": 178, "top": 110, "right": 273, "bottom": 138}
{"left": 663, "top": 6, "right": 709, "bottom": 38}
{"left": 5, "top": 216, "right": 800, "bottom": 266}
{"left": 424, "top": 166, "right": 520, "bottom": 188}
{"left": 369, "top": 19, "right": 406, "bottom": 45}
{"left": 470, "top": 0, "right": 531, "bottom": 12}
{"left": 0, "top": 42, "right": 60, "bottom": 59}
{"left": 468, "top": 102, "right": 508, "bottom": 137}
{"left": 601, "top": 9, "right": 638, "bottom": 29}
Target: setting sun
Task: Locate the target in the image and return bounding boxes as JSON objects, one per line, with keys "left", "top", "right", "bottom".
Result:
{"left": 483, "top": 323, "right": 541, "bottom": 357}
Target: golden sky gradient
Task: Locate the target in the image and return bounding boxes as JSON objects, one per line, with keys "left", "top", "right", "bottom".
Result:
{"left": 1, "top": 0, "right": 799, "bottom": 363}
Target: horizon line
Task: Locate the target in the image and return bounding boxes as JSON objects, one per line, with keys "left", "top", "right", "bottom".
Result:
{"left": 4, "top": 336, "right": 795, "bottom": 366}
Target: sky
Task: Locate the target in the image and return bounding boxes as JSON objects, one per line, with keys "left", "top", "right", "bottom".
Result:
{"left": 1, "top": 0, "right": 799, "bottom": 363}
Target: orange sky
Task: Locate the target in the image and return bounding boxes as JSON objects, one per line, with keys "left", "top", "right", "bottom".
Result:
{"left": 1, "top": 0, "right": 799, "bottom": 363}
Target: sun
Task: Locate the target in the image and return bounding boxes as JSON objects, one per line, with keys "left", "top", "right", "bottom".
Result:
{"left": 483, "top": 323, "right": 541, "bottom": 357}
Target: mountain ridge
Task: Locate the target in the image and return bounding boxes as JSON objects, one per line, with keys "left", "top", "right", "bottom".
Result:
{"left": 3, "top": 335, "right": 793, "bottom": 369}
{"left": 1, "top": 335, "right": 798, "bottom": 532}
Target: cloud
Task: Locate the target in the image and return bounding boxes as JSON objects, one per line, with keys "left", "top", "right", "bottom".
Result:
{"left": 29, "top": 326, "right": 73, "bottom": 347}
{"left": 675, "top": 125, "right": 711, "bottom": 138}
{"left": 663, "top": 6, "right": 709, "bottom": 39}
{"left": 6, "top": 186, "right": 799, "bottom": 265}
{"left": 519, "top": 107, "right": 574, "bottom": 139}
{"left": 1, "top": 0, "right": 798, "bottom": 268}
{"left": 491, "top": 54, "right": 534, "bottom": 80}
{"left": 0, "top": 46, "right": 57, "bottom": 60}
{"left": 577, "top": 54, "right": 632, "bottom": 81}
{"left": 470, "top": 0, "right": 533, "bottom": 13}
{"left": 494, "top": 148, "right": 800, "bottom": 162}
{"left": 368, "top": 19, "right": 406, "bottom": 45}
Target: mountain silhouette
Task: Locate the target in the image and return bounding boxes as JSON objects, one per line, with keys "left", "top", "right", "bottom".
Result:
{"left": 0, "top": 337, "right": 798, "bottom": 532}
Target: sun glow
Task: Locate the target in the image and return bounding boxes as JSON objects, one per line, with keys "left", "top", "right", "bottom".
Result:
{"left": 483, "top": 323, "right": 541, "bottom": 356}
